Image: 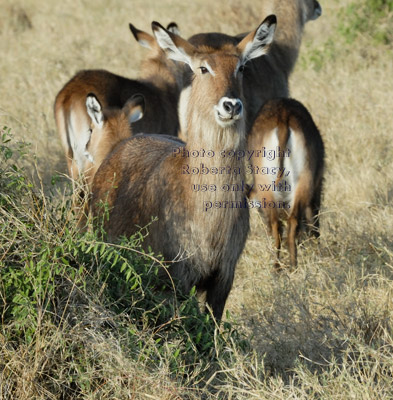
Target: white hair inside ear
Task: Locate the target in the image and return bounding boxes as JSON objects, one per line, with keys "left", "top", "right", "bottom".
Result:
{"left": 241, "top": 15, "right": 276, "bottom": 65}
{"left": 86, "top": 94, "right": 104, "bottom": 129}
{"left": 166, "top": 22, "right": 180, "bottom": 36}
{"left": 152, "top": 24, "right": 192, "bottom": 66}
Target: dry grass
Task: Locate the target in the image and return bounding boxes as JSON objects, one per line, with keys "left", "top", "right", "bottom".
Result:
{"left": 1, "top": 0, "right": 393, "bottom": 398}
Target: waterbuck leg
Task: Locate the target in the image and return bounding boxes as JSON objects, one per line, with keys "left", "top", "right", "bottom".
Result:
{"left": 205, "top": 269, "right": 234, "bottom": 321}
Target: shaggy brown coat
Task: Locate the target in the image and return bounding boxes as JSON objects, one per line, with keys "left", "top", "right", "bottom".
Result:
{"left": 91, "top": 17, "right": 277, "bottom": 320}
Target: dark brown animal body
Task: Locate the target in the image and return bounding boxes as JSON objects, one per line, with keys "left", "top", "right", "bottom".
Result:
{"left": 91, "top": 17, "right": 277, "bottom": 320}
{"left": 248, "top": 98, "right": 325, "bottom": 268}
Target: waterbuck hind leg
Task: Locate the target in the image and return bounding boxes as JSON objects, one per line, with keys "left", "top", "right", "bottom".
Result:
{"left": 287, "top": 214, "right": 299, "bottom": 269}
{"left": 256, "top": 197, "right": 283, "bottom": 271}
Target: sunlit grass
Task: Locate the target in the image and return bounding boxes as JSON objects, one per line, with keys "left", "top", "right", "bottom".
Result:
{"left": 1, "top": 0, "right": 393, "bottom": 398}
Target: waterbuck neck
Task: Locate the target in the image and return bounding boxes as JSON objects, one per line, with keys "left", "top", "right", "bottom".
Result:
{"left": 262, "top": 0, "right": 307, "bottom": 74}
{"left": 182, "top": 112, "right": 247, "bottom": 215}
{"left": 140, "top": 58, "right": 181, "bottom": 95}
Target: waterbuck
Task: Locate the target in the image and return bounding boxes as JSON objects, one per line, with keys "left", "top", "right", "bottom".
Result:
{"left": 91, "top": 16, "right": 277, "bottom": 320}
{"left": 54, "top": 23, "right": 182, "bottom": 181}
{"left": 248, "top": 98, "right": 325, "bottom": 269}
{"left": 179, "top": 0, "right": 322, "bottom": 136}
{"left": 83, "top": 93, "right": 145, "bottom": 189}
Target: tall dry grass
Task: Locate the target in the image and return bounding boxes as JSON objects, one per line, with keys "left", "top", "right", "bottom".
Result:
{"left": 1, "top": 0, "right": 393, "bottom": 398}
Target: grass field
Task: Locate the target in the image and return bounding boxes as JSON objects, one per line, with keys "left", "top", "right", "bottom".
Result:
{"left": 1, "top": 0, "right": 393, "bottom": 398}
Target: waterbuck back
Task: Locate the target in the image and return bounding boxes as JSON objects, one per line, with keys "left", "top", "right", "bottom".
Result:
{"left": 248, "top": 98, "right": 325, "bottom": 269}
{"left": 54, "top": 23, "right": 182, "bottom": 181}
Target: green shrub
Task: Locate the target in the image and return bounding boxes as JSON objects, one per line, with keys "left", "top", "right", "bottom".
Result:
{"left": 0, "top": 128, "right": 251, "bottom": 397}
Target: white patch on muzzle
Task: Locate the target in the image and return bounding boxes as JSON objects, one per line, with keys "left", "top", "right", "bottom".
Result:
{"left": 214, "top": 97, "right": 243, "bottom": 127}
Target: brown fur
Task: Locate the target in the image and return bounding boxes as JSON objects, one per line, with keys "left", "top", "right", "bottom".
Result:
{"left": 91, "top": 17, "right": 277, "bottom": 320}
{"left": 83, "top": 97, "right": 144, "bottom": 188}
{"left": 70, "top": 94, "right": 144, "bottom": 229}
{"left": 54, "top": 24, "right": 182, "bottom": 181}
{"left": 186, "top": 0, "right": 322, "bottom": 132}
{"left": 248, "top": 98, "right": 325, "bottom": 269}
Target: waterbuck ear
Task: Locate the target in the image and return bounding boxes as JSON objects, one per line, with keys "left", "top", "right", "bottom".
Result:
{"left": 86, "top": 93, "right": 104, "bottom": 129}
{"left": 238, "top": 15, "right": 276, "bottom": 65}
{"left": 129, "top": 23, "right": 155, "bottom": 49}
{"left": 151, "top": 21, "right": 196, "bottom": 67}
{"left": 124, "top": 94, "right": 145, "bottom": 124}
{"left": 166, "top": 22, "right": 180, "bottom": 36}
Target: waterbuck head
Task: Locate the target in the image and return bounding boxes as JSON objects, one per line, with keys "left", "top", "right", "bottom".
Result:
{"left": 303, "top": 0, "right": 322, "bottom": 21}
{"left": 152, "top": 15, "right": 276, "bottom": 148}
{"left": 84, "top": 93, "right": 144, "bottom": 181}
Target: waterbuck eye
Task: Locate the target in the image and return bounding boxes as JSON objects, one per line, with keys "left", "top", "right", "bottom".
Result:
{"left": 199, "top": 66, "right": 209, "bottom": 74}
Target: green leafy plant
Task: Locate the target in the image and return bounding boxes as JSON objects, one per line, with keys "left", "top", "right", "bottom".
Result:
{"left": 339, "top": 0, "right": 393, "bottom": 45}
{"left": 0, "top": 129, "right": 252, "bottom": 398}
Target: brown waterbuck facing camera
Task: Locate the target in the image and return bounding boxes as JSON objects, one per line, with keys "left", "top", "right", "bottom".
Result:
{"left": 179, "top": 0, "right": 322, "bottom": 137}
{"left": 91, "top": 16, "right": 277, "bottom": 320}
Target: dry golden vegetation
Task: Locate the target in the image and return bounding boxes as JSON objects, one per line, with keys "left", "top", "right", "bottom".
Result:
{"left": 1, "top": 0, "right": 393, "bottom": 398}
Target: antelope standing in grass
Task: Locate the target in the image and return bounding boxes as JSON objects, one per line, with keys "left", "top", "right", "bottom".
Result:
{"left": 248, "top": 98, "right": 325, "bottom": 269}
{"left": 54, "top": 23, "right": 182, "bottom": 181}
{"left": 179, "top": 0, "right": 322, "bottom": 137}
{"left": 91, "top": 16, "right": 277, "bottom": 320}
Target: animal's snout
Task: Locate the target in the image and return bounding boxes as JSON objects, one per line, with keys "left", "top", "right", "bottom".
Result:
{"left": 215, "top": 97, "right": 243, "bottom": 126}
{"left": 223, "top": 99, "right": 243, "bottom": 118}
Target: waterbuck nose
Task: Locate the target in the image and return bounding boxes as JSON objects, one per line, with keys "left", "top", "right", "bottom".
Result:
{"left": 223, "top": 99, "right": 243, "bottom": 118}
{"left": 215, "top": 97, "right": 244, "bottom": 125}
